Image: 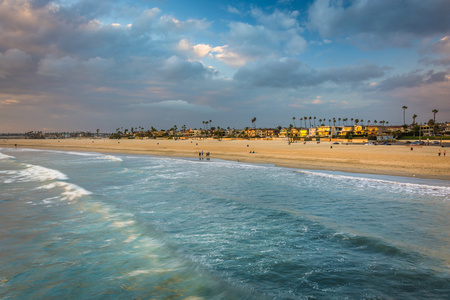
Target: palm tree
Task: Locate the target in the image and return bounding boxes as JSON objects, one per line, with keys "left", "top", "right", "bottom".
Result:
{"left": 304, "top": 116, "right": 308, "bottom": 128}
{"left": 412, "top": 114, "right": 417, "bottom": 125}
{"left": 402, "top": 106, "right": 408, "bottom": 125}
{"left": 251, "top": 117, "right": 257, "bottom": 129}
{"left": 351, "top": 118, "right": 354, "bottom": 125}
{"left": 309, "top": 116, "right": 312, "bottom": 128}
{"left": 299, "top": 117, "right": 303, "bottom": 128}
{"left": 313, "top": 116, "right": 316, "bottom": 127}
{"left": 292, "top": 117, "right": 296, "bottom": 128}
{"left": 432, "top": 109, "right": 438, "bottom": 134}
{"left": 432, "top": 109, "right": 438, "bottom": 124}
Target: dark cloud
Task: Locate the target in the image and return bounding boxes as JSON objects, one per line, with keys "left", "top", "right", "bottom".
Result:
{"left": 419, "top": 36, "right": 450, "bottom": 66}
{"left": 159, "top": 56, "right": 218, "bottom": 81}
{"left": 376, "top": 70, "right": 449, "bottom": 91}
{"left": 30, "top": 0, "right": 52, "bottom": 8}
{"left": 308, "top": 0, "right": 450, "bottom": 47}
{"left": 234, "top": 58, "right": 385, "bottom": 88}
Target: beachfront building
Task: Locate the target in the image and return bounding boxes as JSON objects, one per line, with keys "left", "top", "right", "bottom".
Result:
{"left": 338, "top": 126, "right": 354, "bottom": 137}
{"left": 246, "top": 129, "right": 256, "bottom": 137}
{"left": 442, "top": 123, "right": 450, "bottom": 135}
{"left": 353, "top": 125, "right": 367, "bottom": 135}
{"left": 257, "top": 129, "right": 276, "bottom": 138}
{"left": 278, "top": 128, "right": 288, "bottom": 138}
{"left": 420, "top": 125, "right": 434, "bottom": 136}
{"left": 315, "top": 126, "right": 343, "bottom": 137}
{"left": 383, "top": 125, "right": 405, "bottom": 134}
{"left": 316, "top": 126, "right": 332, "bottom": 137}
{"left": 298, "top": 129, "right": 308, "bottom": 138}
{"left": 290, "top": 128, "right": 299, "bottom": 137}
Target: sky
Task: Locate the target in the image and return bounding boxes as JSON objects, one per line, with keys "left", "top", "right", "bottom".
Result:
{"left": 1, "top": 0, "right": 450, "bottom": 132}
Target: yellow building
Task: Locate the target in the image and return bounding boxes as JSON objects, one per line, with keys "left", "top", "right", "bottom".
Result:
{"left": 299, "top": 129, "right": 308, "bottom": 137}
{"left": 338, "top": 126, "right": 354, "bottom": 137}
{"left": 278, "top": 128, "right": 288, "bottom": 138}
{"left": 316, "top": 126, "right": 332, "bottom": 137}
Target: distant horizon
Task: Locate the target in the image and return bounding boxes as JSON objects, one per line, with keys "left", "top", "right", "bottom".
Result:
{"left": 1, "top": 120, "right": 448, "bottom": 135}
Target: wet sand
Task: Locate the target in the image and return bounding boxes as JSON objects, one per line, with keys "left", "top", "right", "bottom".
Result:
{"left": 2, "top": 138, "right": 449, "bottom": 180}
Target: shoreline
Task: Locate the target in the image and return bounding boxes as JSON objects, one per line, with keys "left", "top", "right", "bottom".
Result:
{"left": 2, "top": 138, "right": 449, "bottom": 181}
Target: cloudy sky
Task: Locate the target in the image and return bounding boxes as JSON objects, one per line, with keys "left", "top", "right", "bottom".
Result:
{"left": 1, "top": 0, "right": 449, "bottom": 132}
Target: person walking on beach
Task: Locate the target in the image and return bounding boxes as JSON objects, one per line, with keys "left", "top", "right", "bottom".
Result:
{"left": 444, "top": 150, "right": 446, "bottom": 157}
{"left": 438, "top": 150, "right": 441, "bottom": 157}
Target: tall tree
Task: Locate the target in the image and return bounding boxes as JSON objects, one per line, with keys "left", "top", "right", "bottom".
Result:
{"left": 251, "top": 117, "right": 257, "bottom": 129}
{"left": 412, "top": 114, "right": 417, "bottom": 125}
{"left": 292, "top": 117, "right": 296, "bottom": 128}
{"left": 432, "top": 109, "right": 438, "bottom": 124}
{"left": 432, "top": 109, "right": 439, "bottom": 134}
{"left": 402, "top": 106, "right": 408, "bottom": 125}
{"left": 313, "top": 116, "right": 316, "bottom": 127}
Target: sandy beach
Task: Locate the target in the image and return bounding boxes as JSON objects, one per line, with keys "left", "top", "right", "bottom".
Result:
{"left": 2, "top": 138, "right": 449, "bottom": 181}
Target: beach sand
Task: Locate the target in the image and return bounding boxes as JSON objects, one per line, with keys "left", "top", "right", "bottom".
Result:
{"left": 2, "top": 138, "right": 449, "bottom": 180}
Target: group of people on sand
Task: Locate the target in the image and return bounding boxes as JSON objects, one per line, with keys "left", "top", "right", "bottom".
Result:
{"left": 198, "top": 150, "right": 210, "bottom": 160}
{"left": 438, "top": 149, "right": 446, "bottom": 157}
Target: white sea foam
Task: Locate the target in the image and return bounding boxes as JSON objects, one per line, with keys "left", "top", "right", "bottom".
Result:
{"left": 37, "top": 181, "right": 92, "bottom": 202}
{"left": 103, "top": 155, "right": 123, "bottom": 162}
{"left": 58, "top": 182, "right": 92, "bottom": 201}
{"left": 112, "top": 220, "right": 135, "bottom": 228}
{"left": 123, "top": 234, "right": 140, "bottom": 243}
{"left": 297, "top": 170, "right": 450, "bottom": 199}
{"left": 2, "top": 164, "right": 69, "bottom": 183}
{"left": 23, "top": 164, "right": 69, "bottom": 181}
{"left": 0, "top": 152, "right": 15, "bottom": 160}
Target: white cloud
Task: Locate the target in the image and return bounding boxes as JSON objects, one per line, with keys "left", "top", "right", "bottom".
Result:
{"left": 177, "top": 39, "right": 212, "bottom": 58}
{"left": 227, "top": 6, "right": 242, "bottom": 15}
{"left": 312, "top": 96, "right": 323, "bottom": 104}
{"left": 212, "top": 46, "right": 248, "bottom": 68}
{"left": 225, "top": 8, "right": 307, "bottom": 58}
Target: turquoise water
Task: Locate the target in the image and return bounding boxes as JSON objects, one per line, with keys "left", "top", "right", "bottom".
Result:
{"left": 1, "top": 148, "right": 449, "bottom": 299}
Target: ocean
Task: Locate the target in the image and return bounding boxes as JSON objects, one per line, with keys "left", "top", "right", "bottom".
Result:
{"left": 1, "top": 148, "right": 449, "bottom": 299}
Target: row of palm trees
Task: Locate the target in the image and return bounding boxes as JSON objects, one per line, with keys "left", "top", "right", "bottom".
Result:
{"left": 289, "top": 116, "right": 390, "bottom": 128}
{"left": 402, "top": 106, "right": 440, "bottom": 134}
{"left": 402, "top": 106, "right": 439, "bottom": 125}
